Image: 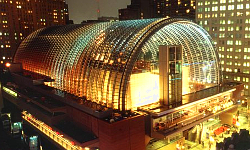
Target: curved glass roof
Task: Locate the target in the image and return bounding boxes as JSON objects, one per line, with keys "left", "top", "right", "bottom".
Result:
{"left": 14, "top": 18, "right": 220, "bottom": 111}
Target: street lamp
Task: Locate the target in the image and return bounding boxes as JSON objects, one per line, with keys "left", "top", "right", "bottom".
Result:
{"left": 5, "top": 62, "right": 11, "bottom": 67}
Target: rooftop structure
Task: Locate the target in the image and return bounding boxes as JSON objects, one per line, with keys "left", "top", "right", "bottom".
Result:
{"left": 119, "top": 0, "right": 195, "bottom": 20}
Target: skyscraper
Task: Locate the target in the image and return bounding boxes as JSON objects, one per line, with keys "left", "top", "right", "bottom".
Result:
{"left": 196, "top": 0, "right": 250, "bottom": 96}
{"left": 0, "top": 0, "right": 69, "bottom": 65}
{"left": 119, "top": 0, "right": 195, "bottom": 20}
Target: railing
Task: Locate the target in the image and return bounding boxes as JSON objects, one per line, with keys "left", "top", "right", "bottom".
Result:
{"left": 153, "top": 101, "right": 235, "bottom": 134}
{"left": 22, "top": 111, "right": 88, "bottom": 150}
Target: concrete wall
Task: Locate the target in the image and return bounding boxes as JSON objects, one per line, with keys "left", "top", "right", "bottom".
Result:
{"left": 67, "top": 107, "right": 99, "bottom": 136}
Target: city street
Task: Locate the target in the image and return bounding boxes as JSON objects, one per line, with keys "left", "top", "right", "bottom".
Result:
{"left": 185, "top": 106, "right": 249, "bottom": 150}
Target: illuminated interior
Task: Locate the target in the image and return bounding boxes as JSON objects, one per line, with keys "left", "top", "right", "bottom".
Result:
{"left": 22, "top": 111, "right": 86, "bottom": 150}
{"left": 3, "top": 87, "right": 18, "bottom": 97}
{"left": 152, "top": 90, "right": 234, "bottom": 133}
{"left": 14, "top": 18, "right": 220, "bottom": 111}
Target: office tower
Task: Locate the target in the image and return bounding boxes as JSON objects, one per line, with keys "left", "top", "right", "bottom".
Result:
{"left": 196, "top": 0, "right": 250, "bottom": 96}
{"left": 119, "top": 0, "right": 195, "bottom": 20}
{"left": 0, "top": 0, "right": 69, "bottom": 65}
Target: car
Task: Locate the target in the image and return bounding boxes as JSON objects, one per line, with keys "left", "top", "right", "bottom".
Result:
{"left": 222, "top": 124, "right": 231, "bottom": 128}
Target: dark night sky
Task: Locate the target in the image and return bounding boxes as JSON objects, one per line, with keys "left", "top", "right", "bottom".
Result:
{"left": 65, "top": 0, "right": 131, "bottom": 24}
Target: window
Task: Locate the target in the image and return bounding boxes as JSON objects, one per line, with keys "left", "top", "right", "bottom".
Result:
{"left": 243, "top": 70, "right": 249, "bottom": 74}
{"left": 220, "top": 6, "right": 226, "bottom": 11}
{"left": 237, "top": 4, "right": 243, "bottom": 9}
{"left": 227, "top": 48, "right": 233, "bottom": 52}
{"left": 198, "top": 14, "right": 202, "bottom": 18}
{"left": 245, "top": 27, "right": 250, "bottom": 31}
{"left": 237, "top": 12, "right": 243, "bottom": 16}
{"left": 227, "top": 27, "right": 234, "bottom": 31}
{"left": 220, "top": 20, "right": 225, "bottom": 24}
{"left": 198, "top": 8, "right": 203, "bottom": 12}
{"left": 212, "top": 13, "right": 218, "bottom": 17}
{"left": 205, "top": 7, "right": 210, "bottom": 11}
{"left": 236, "top": 26, "right": 242, "bottom": 31}
{"left": 244, "top": 48, "right": 250, "bottom": 52}
{"left": 212, "top": 6, "right": 218, "bottom": 11}
{"left": 219, "top": 27, "right": 225, "bottom": 31}
{"left": 228, "top": 20, "right": 233, "bottom": 24}
{"left": 212, "top": 27, "right": 217, "bottom": 31}
{"left": 245, "top": 19, "right": 250, "bottom": 23}
{"left": 247, "top": 4, "right": 250, "bottom": 9}
{"left": 205, "top": 14, "right": 210, "bottom": 18}
{"left": 219, "top": 47, "right": 225, "bottom": 51}
{"left": 228, "top": 5, "right": 234, "bottom": 10}
{"left": 236, "top": 40, "right": 242, "bottom": 45}
{"left": 236, "top": 49, "right": 241, "bottom": 52}
{"left": 205, "top": 1, "right": 210, "bottom": 5}
{"left": 227, "top": 40, "right": 233, "bottom": 45}
{"left": 235, "top": 34, "right": 241, "bottom": 38}
{"left": 212, "top": 1, "right": 218, "bottom": 4}
{"left": 220, "top": 13, "right": 225, "bottom": 17}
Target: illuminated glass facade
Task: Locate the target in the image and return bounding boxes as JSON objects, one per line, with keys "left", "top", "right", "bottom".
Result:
{"left": 14, "top": 18, "right": 220, "bottom": 111}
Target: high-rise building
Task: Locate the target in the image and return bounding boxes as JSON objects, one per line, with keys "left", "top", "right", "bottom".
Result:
{"left": 119, "top": 0, "right": 196, "bottom": 20}
{"left": 196, "top": 0, "right": 250, "bottom": 96}
{"left": 0, "top": 0, "right": 69, "bottom": 65}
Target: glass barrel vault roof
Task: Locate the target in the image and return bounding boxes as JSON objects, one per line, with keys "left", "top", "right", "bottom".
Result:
{"left": 14, "top": 18, "right": 220, "bottom": 111}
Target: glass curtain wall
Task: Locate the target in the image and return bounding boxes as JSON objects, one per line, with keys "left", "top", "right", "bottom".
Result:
{"left": 14, "top": 18, "right": 220, "bottom": 111}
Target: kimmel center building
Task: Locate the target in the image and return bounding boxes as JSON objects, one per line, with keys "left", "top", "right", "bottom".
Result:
{"left": 2, "top": 18, "right": 243, "bottom": 150}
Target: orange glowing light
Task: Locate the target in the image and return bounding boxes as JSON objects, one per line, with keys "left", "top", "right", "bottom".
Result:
{"left": 5, "top": 62, "right": 11, "bottom": 67}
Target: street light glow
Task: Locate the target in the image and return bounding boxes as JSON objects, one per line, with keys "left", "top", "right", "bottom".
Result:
{"left": 5, "top": 62, "right": 11, "bottom": 67}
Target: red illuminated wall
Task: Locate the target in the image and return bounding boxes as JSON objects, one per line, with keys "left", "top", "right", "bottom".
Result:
{"left": 68, "top": 106, "right": 145, "bottom": 150}
{"left": 67, "top": 107, "right": 99, "bottom": 136}
{"left": 98, "top": 115, "right": 145, "bottom": 150}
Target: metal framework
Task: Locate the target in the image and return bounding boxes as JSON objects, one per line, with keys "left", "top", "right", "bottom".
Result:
{"left": 14, "top": 18, "right": 220, "bottom": 111}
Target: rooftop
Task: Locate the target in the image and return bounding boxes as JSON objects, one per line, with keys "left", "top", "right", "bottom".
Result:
{"left": 54, "top": 121, "right": 97, "bottom": 143}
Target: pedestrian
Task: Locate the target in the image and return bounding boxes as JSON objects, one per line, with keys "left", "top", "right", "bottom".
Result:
{"left": 202, "top": 141, "right": 204, "bottom": 148}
